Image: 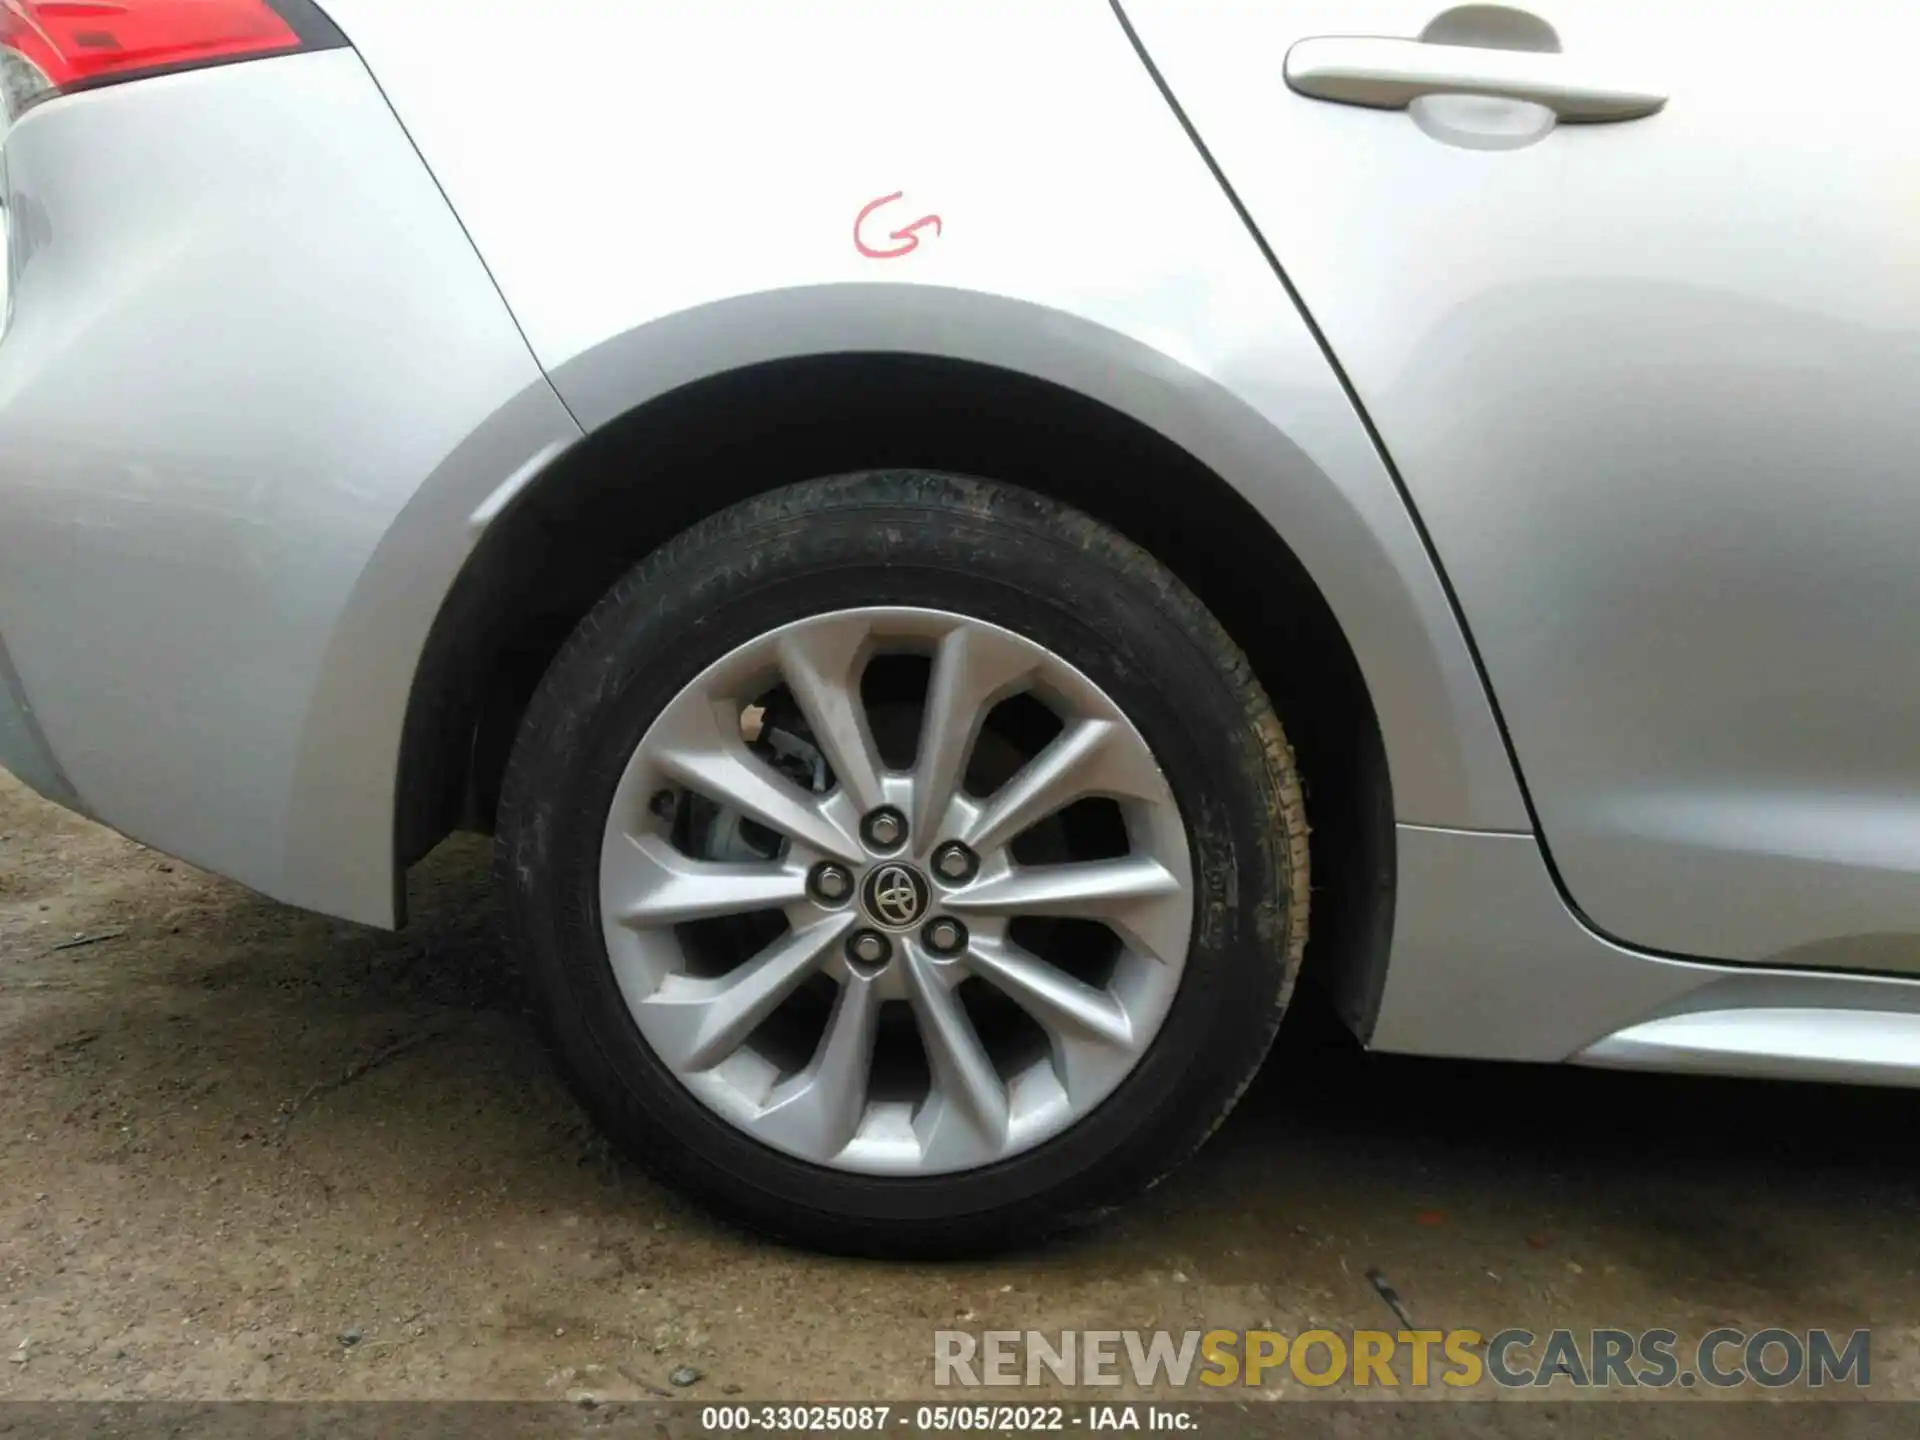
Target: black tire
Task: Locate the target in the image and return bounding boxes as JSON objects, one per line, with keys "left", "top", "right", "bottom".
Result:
{"left": 495, "top": 472, "right": 1309, "bottom": 1257}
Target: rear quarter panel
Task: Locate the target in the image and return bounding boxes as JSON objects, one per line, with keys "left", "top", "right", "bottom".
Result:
{"left": 324, "top": 0, "right": 1528, "bottom": 841}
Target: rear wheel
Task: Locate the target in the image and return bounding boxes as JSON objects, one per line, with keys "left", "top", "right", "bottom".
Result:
{"left": 497, "top": 472, "right": 1308, "bottom": 1255}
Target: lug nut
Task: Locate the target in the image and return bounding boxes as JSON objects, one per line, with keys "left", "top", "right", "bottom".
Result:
{"left": 931, "top": 841, "right": 978, "bottom": 883}
{"left": 923, "top": 917, "right": 968, "bottom": 957}
{"left": 809, "top": 862, "right": 853, "bottom": 905}
{"left": 861, "top": 806, "right": 907, "bottom": 851}
{"left": 846, "top": 929, "right": 893, "bottom": 968}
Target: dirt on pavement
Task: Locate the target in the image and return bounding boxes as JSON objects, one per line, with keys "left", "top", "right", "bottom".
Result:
{"left": 0, "top": 772, "right": 1915, "bottom": 1415}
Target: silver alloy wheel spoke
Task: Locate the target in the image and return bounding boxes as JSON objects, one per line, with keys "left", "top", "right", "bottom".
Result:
{"left": 600, "top": 607, "right": 1192, "bottom": 1175}
{"left": 608, "top": 832, "right": 809, "bottom": 927}
{"left": 964, "top": 936, "right": 1137, "bottom": 1104}
{"left": 638, "top": 915, "right": 852, "bottom": 1072}
{"left": 911, "top": 623, "right": 1036, "bottom": 842}
{"left": 903, "top": 943, "right": 1011, "bottom": 1160}
{"left": 962, "top": 935, "right": 1134, "bottom": 1048}
{"left": 776, "top": 618, "right": 887, "bottom": 814}
{"left": 943, "top": 855, "right": 1190, "bottom": 961}
{"left": 752, "top": 971, "right": 881, "bottom": 1159}
{"left": 962, "top": 716, "right": 1162, "bottom": 856}
{"left": 648, "top": 696, "right": 861, "bottom": 863}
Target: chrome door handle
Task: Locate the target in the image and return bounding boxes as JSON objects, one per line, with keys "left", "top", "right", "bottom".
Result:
{"left": 1285, "top": 36, "right": 1666, "bottom": 122}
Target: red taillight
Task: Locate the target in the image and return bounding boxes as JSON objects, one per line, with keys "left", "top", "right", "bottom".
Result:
{"left": 1, "top": 0, "right": 340, "bottom": 119}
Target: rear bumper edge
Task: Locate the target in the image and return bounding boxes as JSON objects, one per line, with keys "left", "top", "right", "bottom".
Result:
{"left": 0, "top": 632, "right": 84, "bottom": 813}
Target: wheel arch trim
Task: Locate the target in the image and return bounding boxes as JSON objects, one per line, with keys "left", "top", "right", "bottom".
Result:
{"left": 282, "top": 376, "right": 584, "bottom": 927}
{"left": 344, "top": 282, "right": 1527, "bottom": 939}
{"left": 542, "top": 282, "right": 1529, "bottom": 837}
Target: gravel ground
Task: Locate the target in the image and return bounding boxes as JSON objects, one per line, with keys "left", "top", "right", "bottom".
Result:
{"left": 0, "top": 771, "right": 1914, "bottom": 1417}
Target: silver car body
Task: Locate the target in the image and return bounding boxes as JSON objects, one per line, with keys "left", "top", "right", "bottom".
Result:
{"left": 3, "top": 0, "right": 1918, "bottom": 1084}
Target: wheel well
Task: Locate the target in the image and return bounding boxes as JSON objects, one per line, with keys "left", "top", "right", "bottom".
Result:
{"left": 397, "top": 353, "right": 1395, "bottom": 1033}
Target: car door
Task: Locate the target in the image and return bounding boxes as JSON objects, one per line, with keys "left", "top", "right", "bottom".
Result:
{"left": 1120, "top": 0, "right": 1920, "bottom": 972}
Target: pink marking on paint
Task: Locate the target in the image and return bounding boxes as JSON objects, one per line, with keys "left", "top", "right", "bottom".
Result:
{"left": 855, "top": 192, "right": 943, "bottom": 259}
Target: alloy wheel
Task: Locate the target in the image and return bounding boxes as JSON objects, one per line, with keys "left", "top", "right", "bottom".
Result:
{"left": 597, "top": 606, "right": 1194, "bottom": 1176}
